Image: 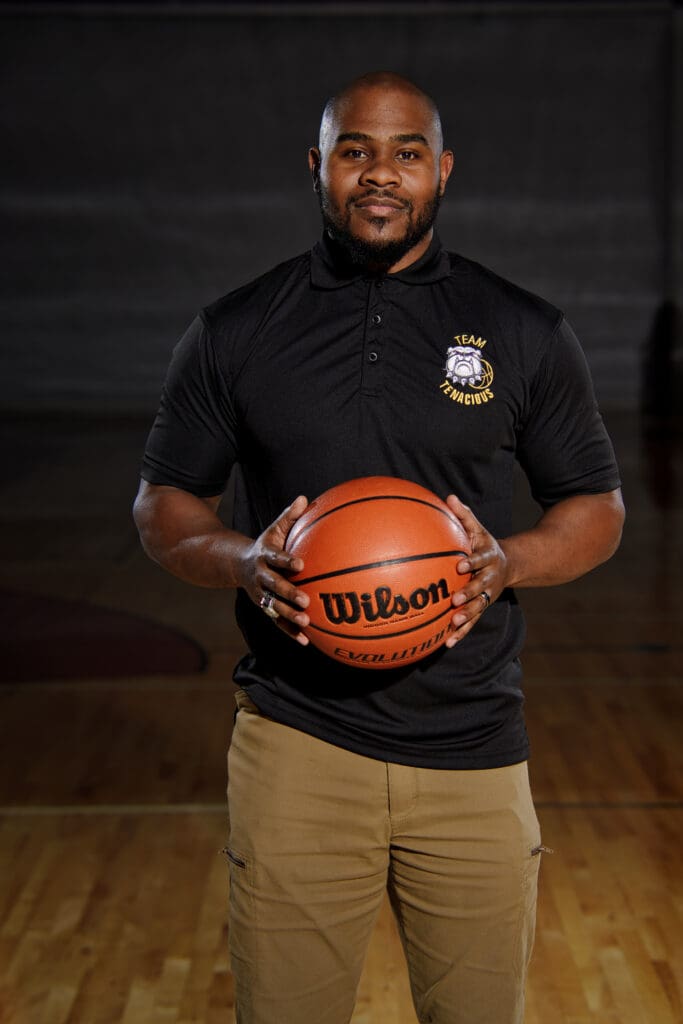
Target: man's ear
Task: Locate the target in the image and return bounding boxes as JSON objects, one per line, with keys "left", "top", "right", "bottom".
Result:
{"left": 439, "top": 149, "right": 454, "bottom": 197}
{"left": 308, "top": 147, "right": 321, "bottom": 193}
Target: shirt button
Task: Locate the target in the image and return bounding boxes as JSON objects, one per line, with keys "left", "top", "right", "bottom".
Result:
{"left": 368, "top": 351, "right": 379, "bottom": 362}
{"left": 371, "top": 313, "right": 382, "bottom": 326}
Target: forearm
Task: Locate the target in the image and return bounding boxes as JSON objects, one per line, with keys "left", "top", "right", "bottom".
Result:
{"left": 500, "top": 490, "right": 625, "bottom": 589}
{"left": 133, "top": 482, "right": 250, "bottom": 589}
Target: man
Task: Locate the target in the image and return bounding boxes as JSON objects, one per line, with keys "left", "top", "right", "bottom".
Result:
{"left": 134, "top": 72, "right": 624, "bottom": 1024}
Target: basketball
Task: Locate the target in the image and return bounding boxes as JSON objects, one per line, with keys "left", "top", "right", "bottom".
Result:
{"left": 285, "top": 476, "right": 471, "bottom": 669}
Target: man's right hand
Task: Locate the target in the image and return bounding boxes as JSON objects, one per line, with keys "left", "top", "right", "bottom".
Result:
{"left": 235, "top": 495, "right": 311, "bottom": 645}
{"left": 133, "top": 481, "right": 311, "bottom": 645}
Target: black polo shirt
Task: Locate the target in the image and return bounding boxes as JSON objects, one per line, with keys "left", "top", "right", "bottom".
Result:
{"left": 141, "top": 232, "right": 620, "bottom": 769}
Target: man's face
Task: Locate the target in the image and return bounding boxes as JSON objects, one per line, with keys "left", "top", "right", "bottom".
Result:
{"left": 309, "top": 85, "right": 453, "bottom": 272}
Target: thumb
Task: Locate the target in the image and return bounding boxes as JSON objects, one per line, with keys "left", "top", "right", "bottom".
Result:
{"left": 271, "top": 495, "right": 309, "bottom": 544}
{"left": 446, "top": 494, "right": 480, "bottom": 543}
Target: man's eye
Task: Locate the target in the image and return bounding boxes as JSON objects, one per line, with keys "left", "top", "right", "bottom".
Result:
{"left": 345, "top": 149, "right": 367, "bottom": 159}
{"left": 398, "top": 151, "right": 418, "bottom": 161}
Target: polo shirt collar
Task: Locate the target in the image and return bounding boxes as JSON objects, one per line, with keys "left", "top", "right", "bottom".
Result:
{"left": 310, "top": 230, "right": 451, "bottom": 289}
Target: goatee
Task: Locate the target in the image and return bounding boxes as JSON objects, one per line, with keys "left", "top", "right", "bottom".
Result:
{"left": 318, "top": 186, "right": 442, "bottom": 272}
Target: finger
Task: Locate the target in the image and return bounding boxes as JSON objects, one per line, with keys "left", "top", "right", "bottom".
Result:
{"left": 275, "top": 618, "right": 310, "bottom": 646}
{"left": 455, "top": 552, "right": 473, "bottom": 577}
{"left": 269, "top": 495, "right": 309, "bottom": 545}
{"left": 446, "top": 494, "right": 481, "bottom": 534}
{"left": 262, "top": 496, "right": 309, "bottom": 574}
{"left": 445, "top": 598, "right": 488, "bottom": 646}
{"left": 451, "top": 575, "right": 496, "bottom": 608}
{"left": 446, "top": 496, "right": 482, "bottom": 573}
{"left": 257, "top": 587, "right": 310, "bottom": 646}
{"left": 264, "top": 546, "right": 306, "bottom": 576}
{"left": 445, "top": 613, "right": 481, "bottom": 647}
{"left": 258, "top": 568, "right": 310, "bottom": 610}
{"left": 265, "top": 591, "right": 310, "bottom": 630}
{"left": 456, "top": 538, "right": 499, "bottom": 577}
{"left": 450, "top": 590, "right": 488, "bottom": 619}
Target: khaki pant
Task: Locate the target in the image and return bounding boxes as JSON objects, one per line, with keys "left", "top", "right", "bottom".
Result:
{"left": 226, "top": 689, "right": 542, "bottom": 1024}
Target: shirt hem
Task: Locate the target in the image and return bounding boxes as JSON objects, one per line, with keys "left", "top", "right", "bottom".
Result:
{"left": 242, "top": 686, "right": 530, "bottom": 771}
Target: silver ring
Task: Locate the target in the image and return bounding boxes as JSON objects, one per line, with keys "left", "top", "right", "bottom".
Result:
{"left": 259, "top": 590, "right": 279, "bottom": 620}
{"left": 480, "top": 590, "right": 491, "bottom": 609}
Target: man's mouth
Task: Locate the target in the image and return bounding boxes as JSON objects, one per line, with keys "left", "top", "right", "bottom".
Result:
{"left": 353, "top": 194, "right": 408, "bottom": 215}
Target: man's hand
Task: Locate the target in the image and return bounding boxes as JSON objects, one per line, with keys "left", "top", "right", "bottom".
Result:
{"left": 236, "top": 496, "right": 312, "bottom": 646}
{"left": 443, "top": 487, "right": 625, "bottom": 648}
{"left": 133, "top": 482, "right": 312, "bottom": 645}
{"left": 445, "top": 495, "right": 508, "bottom": 647}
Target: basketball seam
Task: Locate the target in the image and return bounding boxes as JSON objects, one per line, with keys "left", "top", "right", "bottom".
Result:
{"left": 294, "top": 548, "right": 468, "bottom": 586}
{"left": 288, "top": 494, "right": 460, "bottom": 546}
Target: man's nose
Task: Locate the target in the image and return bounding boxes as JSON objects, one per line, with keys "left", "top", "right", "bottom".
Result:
{"left": 359, "top": 156, "right": 400, "bottom": 189}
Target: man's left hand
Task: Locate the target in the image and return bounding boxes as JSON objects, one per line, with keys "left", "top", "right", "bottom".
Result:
{"left": 445, "top": 494, "right": 508, "bottom": 647}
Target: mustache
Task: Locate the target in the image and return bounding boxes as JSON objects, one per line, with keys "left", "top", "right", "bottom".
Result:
{"left": 347, "top": 189, "right": 411, "bottom": 210}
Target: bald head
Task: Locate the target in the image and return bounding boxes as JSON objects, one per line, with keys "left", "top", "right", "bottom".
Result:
{"left": 318, "top": 72, "right": 444, "bottom": 156}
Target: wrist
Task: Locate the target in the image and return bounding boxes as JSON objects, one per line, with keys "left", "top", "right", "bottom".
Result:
{"left": 207, "top": 530, "right": 255, "bottom": 589}
{"left": 498, "top": 538, "right": 522, "bottom": 589}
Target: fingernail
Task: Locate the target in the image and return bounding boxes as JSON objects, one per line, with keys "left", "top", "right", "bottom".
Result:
{"left": 457, "top": 561, "right": 471, "bottom": 574}
{"left": 296, "top": 633, "right": 309, "bottom": 646}
{"left": 453, "top": 614, "right": 467, "bottom": 627}
{"left": 296, "top": 594, "right": 309, "bottom": 608}
{"left": 452, "top": 592, "right": 466, "bottom": 607}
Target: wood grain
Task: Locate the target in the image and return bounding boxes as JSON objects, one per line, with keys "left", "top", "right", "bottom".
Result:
{"left": 0, "top": 411, "right": 681, "bottom": 1022}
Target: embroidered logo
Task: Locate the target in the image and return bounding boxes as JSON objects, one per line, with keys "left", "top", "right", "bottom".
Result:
{"left": 439, "top": 333, "right": 494, "bottom": 406}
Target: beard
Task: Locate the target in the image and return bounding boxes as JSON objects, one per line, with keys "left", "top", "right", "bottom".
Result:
{"left": 317, "top": 183, "right": 442, "bottom": 271}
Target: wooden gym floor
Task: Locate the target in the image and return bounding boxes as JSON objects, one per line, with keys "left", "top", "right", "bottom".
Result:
{"left": 0, "top": 410, "right": 681, "bottom": 1024}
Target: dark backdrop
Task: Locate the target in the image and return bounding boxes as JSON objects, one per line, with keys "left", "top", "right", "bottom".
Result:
{"left": 1, "top": 1, "right": 681, "bottom": 413}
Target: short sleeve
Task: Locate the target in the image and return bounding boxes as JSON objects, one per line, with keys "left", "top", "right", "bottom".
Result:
{"left": 517, "top": 317, "right": 621, "bottom": 508}
{"left": 140, "top": 315, "right": 238, "bottom": 497}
